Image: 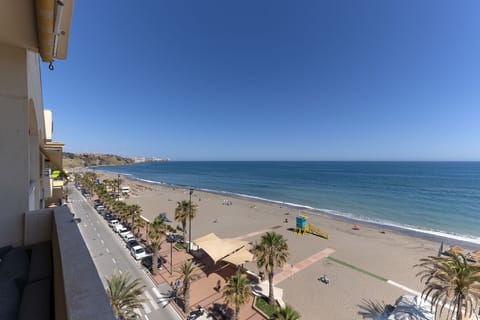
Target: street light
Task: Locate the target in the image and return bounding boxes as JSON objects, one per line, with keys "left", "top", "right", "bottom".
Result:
{"left": 188, "top": 188, "right": 194, "bottom": 253}
{"left": 117, "top": 174, "right": 120, "bottom": 201}
{"left": 170, "top": 238, "right": 174, "bottom": 275}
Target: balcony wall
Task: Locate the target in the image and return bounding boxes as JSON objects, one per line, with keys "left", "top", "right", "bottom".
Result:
{"left": 24, "top": 206, "right": 115, "bottom": 319}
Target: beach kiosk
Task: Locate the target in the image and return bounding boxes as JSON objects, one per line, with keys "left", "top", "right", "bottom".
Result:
{"left": 295, "top": 214, "right": 329, "bottom": 239}
{"left": 296, "top": 215, "right": 308, "bottom": 234}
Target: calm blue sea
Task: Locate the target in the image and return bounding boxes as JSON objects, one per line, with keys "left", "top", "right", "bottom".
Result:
{"left": 99, "top": 162, "right": 480, "bottom": 243}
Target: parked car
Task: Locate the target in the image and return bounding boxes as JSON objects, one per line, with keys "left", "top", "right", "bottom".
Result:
{"left": 167, "top": 234, "right": 184, "bottom": 243}
{"left": 141, "top": 255, "right": 166, "bottom": 272}
{"left": 126, "top": 240, "right": 140, "bottom": 250}
{"left": 104, "top": 213, "right": 115, "bottom": 221}
{"left": 118, "top": 229, "right": 130, "bottom": 237}
{"left": 122, "top": 232, "right": 135, "bottom": 242}
{"left": 109, "top": 219, "right": 120, "bottom": 227}
{"left": 114, "top": 224, "right": 126, "bottom": 233}
{"left": 130, "top": 246, "right": 149, "bottom": 260}
{"left": 95, "top": 205, "right": 105, "bottom": 212}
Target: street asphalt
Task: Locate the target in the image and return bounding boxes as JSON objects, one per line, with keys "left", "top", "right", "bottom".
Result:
{"left": 68, "top": 185, "right": 183, "bottom": 320}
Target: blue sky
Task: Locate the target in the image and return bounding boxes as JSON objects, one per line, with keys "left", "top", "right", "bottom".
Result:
{"left": 42, "top": 1, "right": 480, "bottom": 161}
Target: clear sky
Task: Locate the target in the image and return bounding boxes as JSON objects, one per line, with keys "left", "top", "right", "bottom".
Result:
{"left": 42, "top": 1, "right": 480, "bottom": 161}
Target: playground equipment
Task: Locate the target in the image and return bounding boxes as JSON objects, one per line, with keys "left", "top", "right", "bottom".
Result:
{"left": 295, "top": 215, "right": 329, "bottom": 239}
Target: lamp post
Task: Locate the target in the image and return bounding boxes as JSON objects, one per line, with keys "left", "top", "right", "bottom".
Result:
{"left": 188, "top": 188, "right": 194, "bottom": 253}
{"left": 117, "top": 174, "right": 120, "bottom": 201}
{"left": 170, "top": 238, "right": 173, "bottom": 275}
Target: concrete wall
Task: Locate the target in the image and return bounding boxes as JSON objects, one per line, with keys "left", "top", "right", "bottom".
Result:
{"left": 24, "top": 206, "right": 115, "bottom": 319}
{"left": 0, "top": 44, "right": 46, "bottom": 246}
{"left": 0, "top": 43, "right": 30, "bottom": 247}
{"left": 51, "top": 206, "right": 115, "bottom": 320}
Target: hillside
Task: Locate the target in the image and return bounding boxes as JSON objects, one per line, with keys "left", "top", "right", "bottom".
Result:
{"left": 63, "top": 152, "right": 134, "bottom": 168}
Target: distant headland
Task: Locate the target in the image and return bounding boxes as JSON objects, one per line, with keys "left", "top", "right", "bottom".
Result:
{"left": 62, "top": 152, "right": 168, "bottom": 168}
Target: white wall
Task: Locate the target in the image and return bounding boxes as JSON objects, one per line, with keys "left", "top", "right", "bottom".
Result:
{"left": 0, "top": 44, "right": 45, "bottom": 246}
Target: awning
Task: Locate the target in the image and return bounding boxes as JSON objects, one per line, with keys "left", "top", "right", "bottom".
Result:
{"left": 35, "top": 0, "right": 74, "bottom": 63}
{"left": 222, "top": 248, "right": 253, "bottom": 266}
{"left": 41, "top": 142, "right": 64, "bottom": 169}
{"left": 194, "top": 233, "right": 252, "bottom": 265}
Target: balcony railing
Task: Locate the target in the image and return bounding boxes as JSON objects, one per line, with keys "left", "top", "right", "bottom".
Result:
{"left": 23, "top": 206, "right": 114, "bottom": 319}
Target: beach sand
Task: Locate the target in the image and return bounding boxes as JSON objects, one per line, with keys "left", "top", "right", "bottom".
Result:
{"left": 93, "top": 170, "right": 474, "bottom": 319}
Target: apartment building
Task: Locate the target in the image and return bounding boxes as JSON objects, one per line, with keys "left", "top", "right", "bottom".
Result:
{"left": 0, "top": 1, "right": 114, "bottom": 319}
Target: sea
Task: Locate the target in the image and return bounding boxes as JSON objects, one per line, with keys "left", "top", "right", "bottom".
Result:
{"left": 98, "top": 161, "right": 480, "bottom": 245}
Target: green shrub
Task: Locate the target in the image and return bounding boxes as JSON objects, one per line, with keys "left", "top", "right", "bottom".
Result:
{"left": 255, "top": 296, "right": 276, "bottom": 317}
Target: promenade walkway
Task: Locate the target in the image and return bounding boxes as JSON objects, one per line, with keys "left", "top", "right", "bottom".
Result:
{"left": 235, "top": 226, "right": 282, "bottom": 240}
{"left": 273, "top": 248, "right": 336, "bottom": 285}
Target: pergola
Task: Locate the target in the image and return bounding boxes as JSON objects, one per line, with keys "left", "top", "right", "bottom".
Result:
{"left": 194, "top": 233, "right": 253, "bottom": 266}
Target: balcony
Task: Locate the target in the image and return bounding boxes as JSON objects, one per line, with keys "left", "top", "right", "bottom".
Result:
{"left": 1, "top": 206, "right": 114, "bottom": 319}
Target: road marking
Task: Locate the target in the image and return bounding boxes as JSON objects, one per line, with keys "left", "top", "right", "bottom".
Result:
{"left": 106, "top": 248, "right": 110, "bottom": 253}
{"left": 151, "top": 287, "right": 161, "bottom": 299}
{"left": 141, "top": 302, "right": 151, "bottom": 314}
{"left": 144, "top": 315, "right": 150, "bottom": 320}
{"left": 112, "top": 258, "right": 116, "bottom": 264}
{"left": 118, "top": 269, "right": 122, "bottom": 274}
{"left": 83, "top": 224, "right": 88, "bottom": 228}
{"left": 97, "top": 232, "right": 100, "bottom": 237}
{"left": 94, "top": 227, "right": 96, "bottom": 231}
{"left": 144, "top": 291, "right": 159, "bottom": 310}
{"left": 387, "top": 280, "right": 420, "bottom": 295}
{"left": 134, "top": 308, "right": 141, "bottom": 317}
{"left": 100, "top": 239, "right": 104, "bottom": 244}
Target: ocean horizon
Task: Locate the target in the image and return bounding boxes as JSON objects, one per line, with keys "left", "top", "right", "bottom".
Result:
{"left": 97, "top": 161, "right": 480, "bottom": 245}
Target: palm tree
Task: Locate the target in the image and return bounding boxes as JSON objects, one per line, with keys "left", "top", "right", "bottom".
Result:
{"left": 176, "top": 260, "right": 197, "bottom": 315}
{"left": 128, "top": 204, "right": 141, "bottom": 231}
{"left": 223, "top": 271, "right": 251, "bottom": 320}
{"left": 148, "top": 218, "right": 167, "bottom": 275}
{"left": 415, "top": 253, "right": 480, "bottom": 320}
{"left": 174, "top": 200, "right": 196, "bottom": 246}
{"left": 106, "top": 272, "right": 146, "bottom": 320}
{"left": 133, "top": 214, "right": 146, "bottom": 238}
{"left": 253, "top": 232, "right": 290, "bottom": 305}
{"left": 272, "top": 304, "right": 301, "bottom": 320}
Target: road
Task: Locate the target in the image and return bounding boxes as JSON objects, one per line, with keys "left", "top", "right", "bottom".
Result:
{"left": 68, "top": 185, "right": 182, "bottom": 320}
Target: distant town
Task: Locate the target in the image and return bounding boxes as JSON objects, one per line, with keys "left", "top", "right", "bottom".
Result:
{"left": 132, "top": 156, "right": 170, "bottom": 163}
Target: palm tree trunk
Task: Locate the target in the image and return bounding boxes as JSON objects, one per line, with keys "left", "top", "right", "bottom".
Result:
{"left": 456, "top": 297, "right": 464, "bottom": 320}
{"left": 182, "top": 222, "right": 187, "bottom": 248}
{"left": 152, "top": 247, "right": 159, "bottom": 275}
{"left": 184, "top": 281, "right": 190, "bottom": 315}
{"left": 235, "top": 305, "right": 240, "bottom": 320}
{"left": 268, "top": 270, "right": 275, "bottom": 305}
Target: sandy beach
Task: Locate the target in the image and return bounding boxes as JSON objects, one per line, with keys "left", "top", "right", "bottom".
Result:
{"left": 92, "top": 170, "right": 477, "bottom": 319}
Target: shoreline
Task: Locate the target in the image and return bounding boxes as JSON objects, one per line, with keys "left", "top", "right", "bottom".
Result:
{"left": 84, "top": 168, "right": 480, "bottom": 319}
{"left": 95, "top": 167, "right": 480, "bottom": 249}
